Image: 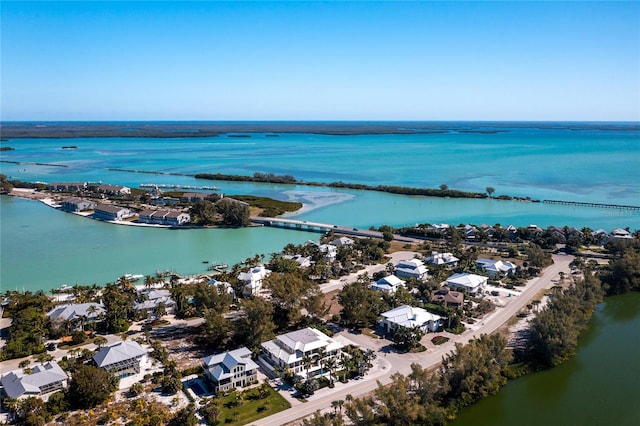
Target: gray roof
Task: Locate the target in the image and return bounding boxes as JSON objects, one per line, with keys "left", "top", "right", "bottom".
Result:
{"left": 202, "top": 347, "right": 258, "bottom": 382}
{"left": 93, "top": 341, "right": 147, "bottom": 368}
{"left": 0, "top": 362, "right": 67, "bottom": 398}
{"left": 46, "top": 303, "right": 105, "bottom": 322}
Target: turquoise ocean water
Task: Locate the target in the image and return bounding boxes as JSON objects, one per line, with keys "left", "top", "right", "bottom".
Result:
{"left": 1, "top": 123, "right": 639, "bottom": 292}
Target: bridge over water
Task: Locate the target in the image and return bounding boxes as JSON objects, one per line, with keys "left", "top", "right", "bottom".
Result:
{"left": 250, "top": 217, "right": 416, "bottom": 242}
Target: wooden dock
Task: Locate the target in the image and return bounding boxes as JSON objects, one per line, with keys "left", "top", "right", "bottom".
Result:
{"left": 543, "top": 200, "right": 640, "bottom": 210}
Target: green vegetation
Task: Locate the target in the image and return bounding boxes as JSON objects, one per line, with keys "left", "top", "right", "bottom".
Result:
{"left": 68, "top": 365, "right": 120, "bottom": 409}
{"left": 0, "top": 290, "right": 51, "bottom": 360}
{"left": 200, "top": 386, "right": 290, "bottom": 426}
{"left": 231, "top": 194, "right": 303, "bottom": 217}
{"left": 0, "top": 173, "right": 14, "bottom": 193}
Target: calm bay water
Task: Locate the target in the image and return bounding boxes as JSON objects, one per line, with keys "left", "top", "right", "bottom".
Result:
{"left": 1, "top": 124, "right": 639, "bottom": 292}
{"left": 452, "top": 292, "right": 640, "bottom": 426}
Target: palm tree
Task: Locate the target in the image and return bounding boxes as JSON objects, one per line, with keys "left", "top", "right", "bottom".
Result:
{"left": 324, "top": 358, "right": 337, "bottom": 385}
{"left": 363, "top": 349, "right": 377, "bottom": 368}
{"left": 302, "top": 354, "right": 313, "bottom": 379}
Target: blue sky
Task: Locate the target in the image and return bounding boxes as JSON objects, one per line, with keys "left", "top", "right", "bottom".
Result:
{"left": 1, "top": 1, "right": 639, "bottom": 121}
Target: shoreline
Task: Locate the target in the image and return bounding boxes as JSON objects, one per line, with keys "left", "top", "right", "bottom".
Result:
{"left": 1, "top": 121, "right": 638, "bottom": 139}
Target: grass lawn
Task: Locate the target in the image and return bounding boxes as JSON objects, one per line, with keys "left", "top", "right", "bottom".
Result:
{"left": 215, "top": 386, "right": 291, "bottom": 425}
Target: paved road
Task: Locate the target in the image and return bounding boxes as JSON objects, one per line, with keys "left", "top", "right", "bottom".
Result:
{"left": 255, "top": 254, "right": 574, "bottom": 425}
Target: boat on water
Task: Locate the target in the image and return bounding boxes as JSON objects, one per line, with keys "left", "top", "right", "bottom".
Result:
{"left": 53, "top": 284, "right": 74, "bottom": 293}
{"left": 122, "top": 274, "right": 144, "bottom": 281}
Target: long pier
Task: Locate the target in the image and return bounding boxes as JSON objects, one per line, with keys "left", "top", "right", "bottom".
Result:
{"left": 543, "top": 200, "right": 640, "bottom": 211}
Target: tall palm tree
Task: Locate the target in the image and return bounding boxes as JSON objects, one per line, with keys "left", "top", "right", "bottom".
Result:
{"left": 302, "top": 354, "right": 313, "bottom": 379}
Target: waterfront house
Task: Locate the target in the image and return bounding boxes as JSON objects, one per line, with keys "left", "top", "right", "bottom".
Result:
{"left": 425, "top": 252, "right": 459, "bottom": 268}
{"left": 332, "top": 236, "right": 354, "bottom": 247}
{"left": 93, "top": 204, "right": 131, "bottom": 221}
{"left": 61, "top": 197, "right": 96, "bottom": 212}
{"left": 208, "top": 279, "right": 235, "bottom": 297}
{"left": 48, "top": 182, "right": 86, "bottom": 192}
{"left": 97, "top": 184, "right": 131, "bottom": 195}
{"left": 610, "top": 228, "right": 632, "bottom": 240}
{"left": 446, "top": 273, "right": 488, "bottom": 294}
{"left": 380, "top": 305, "right": 442, "bottom": 334}
{"left": 430, "top": 286, "right": 464, "bottom": 308}
{"left": 475, "top": 258, "right": 517, "bottom": 278}
{"left": 182, "top": 192, "right": 222, "bottom": 203}
{"left": 93, "top": 341, "right": 148, "bottom": 377}
{"left": 239, "top": 265, "right": 271, "bottom": 296}
{"left": 46, "top": 302, "right": 105, "bottom": 327}
{"left": 592, "top": 229, "right": 611, "bottom": 245}
{"left": 283, "top": 254, "right": 314, "bottom": 268}
{"left": 164, "top": 210, "right": 191, "bottom": 226}
{"left": 318, "top": 244, "right": 337, "bottom": 262}
{"left": 202, "top": 347, "right": 259, "bottom": 393}
{"left": 0, "top": 362, "right": 68, "bottom": 400}
{"left": 395, "top": 258, "right": 429, "bottom": 280}
{"left": 370, "top": 274, "right": 406, "bottom": 294}
{"left": 134, "top": 289, "right": 175, "bottom": 314}
{"left": 261, "top": 327, "right": 344, "bottom": 380}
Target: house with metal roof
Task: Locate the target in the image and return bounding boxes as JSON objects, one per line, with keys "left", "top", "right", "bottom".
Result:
{"left": 261, "top": 328, "right": 344, "bottom": 379}
{"left": 380, "top": 305, "right": 442, "bottom": 334}
{"left": 0, "top": 362, "right": 68, "bottom": 400}
{"left": 446, "top": 273, "right": 488, "bottom": 294}
{"left": 370, "top": 274, "right": 406, "bottom": 294}
{"left": 46, "top": 302, "right": 105, "bottom": 324}
{"left": 202, "top": 347, "right": 259, "bottom": 393}
{"left": 475, "top": 258, "right": 517, "bottom": 278}
{"left": 93, "top": 341, "right": 148, "bottom": 377}
{"left": 425, "top": 252, "right": 460, "bottom": 268}
{"left": 239, "top": 265, "right": 271, "bottom": 296}
{"left": 395, "top": 258, "right": 429, "bottom": 280}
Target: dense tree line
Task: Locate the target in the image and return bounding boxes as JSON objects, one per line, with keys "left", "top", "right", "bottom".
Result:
{"left": 525, "top": 274, "right": 604, "bottom": 367}
{"left": 337, "top": 334, "right": 511, "bottom": 426}
{"left": 0, "top": 291, "right": 51, "bottom": 360}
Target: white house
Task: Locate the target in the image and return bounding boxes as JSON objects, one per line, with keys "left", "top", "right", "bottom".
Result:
{"left": 395, "top": 258, "right": 429, "bottom": 280}
{"left": 380, "top": 305, "right": 442, "bottom": 334}
{"left": 332, "top": 236, "right": 354, "bottom": 247}
{"left": 93, "top": 341, "right": 148, "bottom": 377}
{"left": 46, "top": 302, "right": 105, "bottom": 325}
{"left": 261, "top": 327, "right": 344, "bottom": 379}
{"left": 425, "top": 252, "right": 459, "bottom": 268}
{"left": 93, "top": 204, "right": 131, "bottom": 221}
{"left": 446, "top": 273, "right": 488, "bottom": 294}
{"left": 97, "top": 184, "right": 131, "bottom": 195}
{"left": 61, "top": 197, "right": 96, "bottom": 212}
{"left": 134, "top": 289, "right": 175, "bottom": 314}
{"left": 0, "top": 362, "right": 68, "bottom": 400}
{"left": 475, "top": 258, "right": 517, "bottom": 278}
{"left": 318, "top": 244, "right": 337, "bottom": 262}
{"left": 610, "top": 228, "right": 632, "bottom": 240}
{"left": 283, "top": 254, "right": 313, "bottom": 268}
{"left": 202, "top": 347, "right": 259, "bottom": 393}
{"left": 370, "top": 275, "right": 406, "bottom": 294}
{"left": 239, "top": 265, "right": 271, "bottom": 296}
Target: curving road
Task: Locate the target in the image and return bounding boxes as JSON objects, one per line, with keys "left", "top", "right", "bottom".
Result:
{"left": 255, "top": 254, "right": 574, "bottom": 425}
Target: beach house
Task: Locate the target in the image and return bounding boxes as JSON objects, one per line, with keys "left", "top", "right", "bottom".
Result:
{"left": 0, "top": 362, "right": 68, "bottom": 400}
{"left": 202, "top": 347, "right": 259, "bottom": 393}
{"left": 370, "top": 275, "right": 406, "bottom": 294}
{"left": 93, "top": 204, "right": 131, "bottom": 221}
{"left": 425, "top": 252, "right": 459, "bottom": 268}
{"left": 97, "top": 184, "right": 131, "bottom": 196}
{"left": 46, "top": 302, "right": 105, "bottom": 328}
{"left": 446, "top": 273, "right": 488, "bottom": 294}
{"left": 238, "top": 265, "right": 271, "bottom": 296}
{"left": 475, "top": 258, "right": 517, "bottom": 278}
{"left": 93, "top": 341, "right": 148, "bottom": 377}
{"left": 395, "top": 258, "right": 429, "bottom": 280}
{"left": 430, "top": 286, "right": 464, "bottom": 308}
{"left": 380, "top": 305, "right": 442, "bottom": 334}
{"left": 260, "top": 327, "right": 344, "bottom": 379}
{"left": 61, "top": 197, "right": 96, "bottom": 212}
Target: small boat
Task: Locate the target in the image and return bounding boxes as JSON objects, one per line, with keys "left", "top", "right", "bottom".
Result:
{"left": 123, "top": 274, "right": 144, "bottom": 281}
{"left": 53, "top": 284, "right": 74, "bottom": 293}
{"left": 202, "top": 260, "right": 209, "bottom": 264}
